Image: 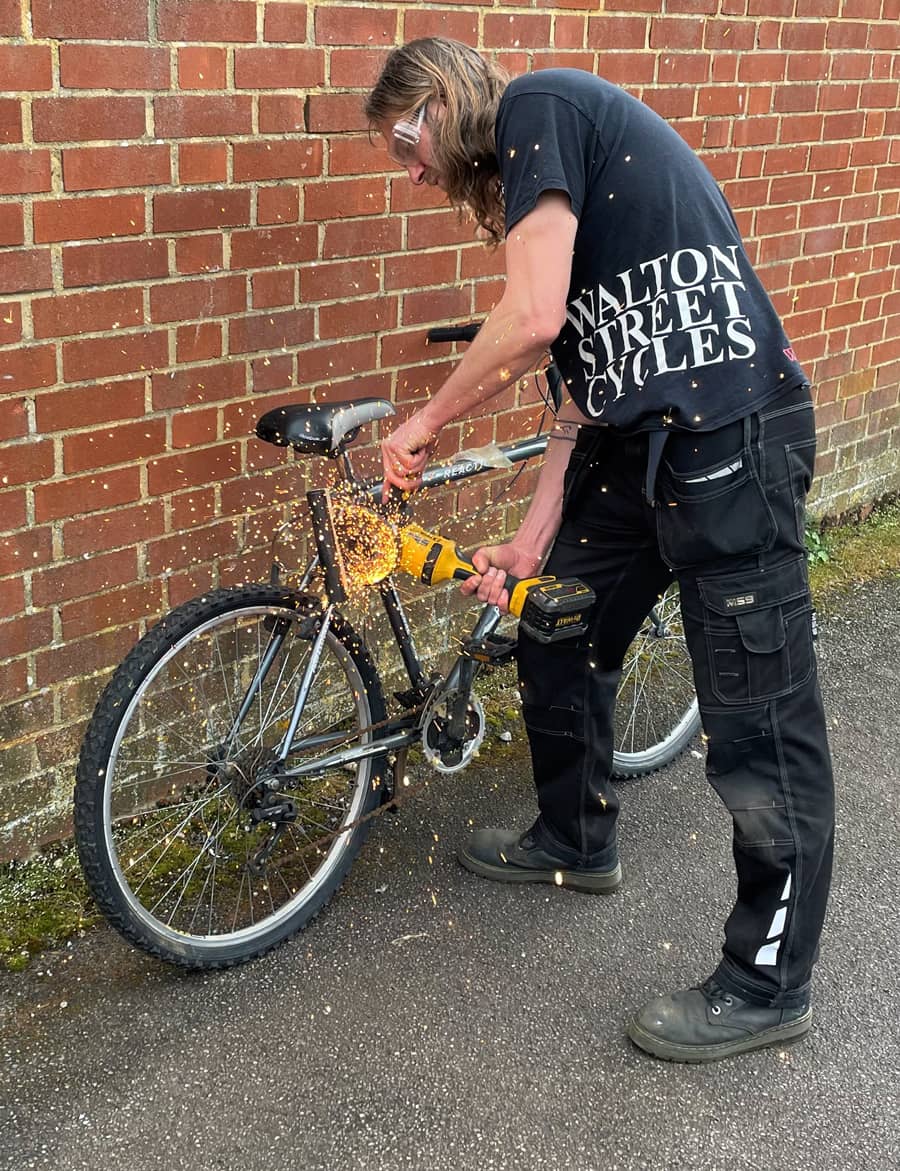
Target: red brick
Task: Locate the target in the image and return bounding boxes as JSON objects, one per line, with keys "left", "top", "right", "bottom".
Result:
{"left": 264, "top": 3, "right": 307, "bottom": 42}
{"left": 0, "top": 516, "right": 50, "bottom": 576}
{"left": 293, "top": 337, "right": 376, "bottom": 384}
{"left": 154, "top": 95, "right": 253, "bottom": 138}
{"left": 174, "top": 236, "right": 224, "bottom": 279}
{"left": 234, "top": 47, "right": 324, "bottom": 89}
{"left": 178, "top": 142, "right": 228, "bottom": 184}
{"left": 484, "top": 12, "right": 551, "bottom": 48}
{"left": 34, "top": 466, "right": 140, "bottom": 523}
{"left": 258, "top": 94, "right": 306, "bottom": 133}
{"left": 34, "top": 193, "right": 145, "bottom": 243}
{"left": 154, "top": 189, "right": 251, "bottom": 233}
{"left": 319, "top": 295, "right": 396, "bottom": 340}
{"left": 62, "top": 330, "right": 168, "bottom": 382}
{"left": 315, "top": 4, "right": 396, "bottom": 45}
{"left": 176, "top": 321, "right": 222, "bottom": 362}
{"left": 170, "top": 408, "right": 217, "bottom": 449}
{"left": 157, "top": 1, "right": 257, "bottom": 42}
{"left": 249, "top": 353, "right": 293, "bottom": 392}
{"left": 305, "top": 94, "right": 368, "bottom": 134}
{"left": 146, "top": 519, "right": 239, "bottom": 576}
{"left": 0, "top": 345, "right": 57, "bottom": 393}
{"left": 32, "top": 0, "right": 148, "bottom": 39}
{"left": 322, "top": 217, "right": 402, "bottom": 259}
{"left": 0, "top": 574, "right": 24, "bottom": 621}
{"left": 63, "top": 238, "right": 168, "bottom": 288}
{"left": 257, "top": 186, "right": 299, "bottom": 225}
{"left": 61, "top": 581, "right": 163, "bottom": 640}
{"left": 0, "top": 437, "right": 53, "bottom": 486}
{"left": 301, "top": 257, "right": 379, "bottom": 301}
{"left": 0, "top": 150, "right": 52, "bottom": 196}
{"left": 0, "top": 203, "right": 23, "bottom": 246}
{"left": 151, "top": 362, "right": 246, "bottom": 409}
{"left": 32, "top": 97, "right": 146, "bottom": 143}
{"left": 150, "top": 274, "right": 246, "bottom": 323}
{"left": 35, "top": 377, "right": 144, "bottom": 432}
{"left": 251, "top": 269, "right": 296, "bottom": 308}
{"left": 62, "top": 144, "right": 171, "bottom": 192}
{"left": 329, "top": 47, "right": 391, "bottom": 90}
{"left": 0, "top": 611, "right": 53, "bottom": 660}
{"left": 64, "top": 417, "right": 166, "bottom": 474}
{"left": 402, "top": 286, "right": 473, "bottom": 328}
{"left": 62, "top": 498, "right": 162, "bottom": 557}
{"left": 0, "top": 98, "right": 22, "bottom": 144}
{"left": 178, "top": 46, "right": 227, "bottom": 90}
{"left": 228, "top": 308, "right": 314, "bottom": 355}
{"left": 650, "top": 17, "right": 703, "bottom": 49}
{"left": 658, "top": 53, "right": 711, "bottom": 85}
{"left": 0, "top": 301, "right": 22, "bottom": 344}
{"left": 59, "top": 44, "right": 169, "bottom": 89}
{"left": 230, "top": 223, "right": 317, "bottom": 269}
{"left": 0, "top": 395, "right": 26, "bottom": 440}
{"left": 407, "top": 210, "right": 474, "bottom": 251}
{"left": 35, "top": 625, "right": 140, "bottom": 689}
{"left": 233, "top": 139, "right": 323, "bottom": 181}
{"left": 389, "top": 176, "right": 445, "bottom": 213}
{"left": 147, "top": 443, "right": 242, "bottom": 495}
{"left": 32, "top": 287, "right": 143, "bottom": 339}
{"left": 0, "top": 0, "right": 21, "bottom": 35}
{"left": 0, "top": 45, "right": 53, "bottom": 91}
{"left": 305, "top": 176, "right": 385, "bottom": 220}
{"left": 328, "top": 136, "right": 390, "bottom": 177}
{"left": 587, "top": 15, "right": 648, "bottom": 50}
{"left": 0, "top": 249, "right": 52, "bottom": 295}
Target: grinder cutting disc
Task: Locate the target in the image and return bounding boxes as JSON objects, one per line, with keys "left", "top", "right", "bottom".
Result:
{"left": 329, "top": 498, "right": 402, "bottom": 590}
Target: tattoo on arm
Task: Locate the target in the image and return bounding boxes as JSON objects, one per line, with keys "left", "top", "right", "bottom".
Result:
{"left": 549, "top": 420, "right": 579, "bottom": 444}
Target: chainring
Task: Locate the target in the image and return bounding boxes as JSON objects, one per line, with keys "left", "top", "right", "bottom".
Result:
{"left": 419, "top": 688, "right": 485, "bottom": 773}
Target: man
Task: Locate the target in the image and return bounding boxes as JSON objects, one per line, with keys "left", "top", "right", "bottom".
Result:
{"left": 365, "top": 38, "right": 834, "bottom": 1063}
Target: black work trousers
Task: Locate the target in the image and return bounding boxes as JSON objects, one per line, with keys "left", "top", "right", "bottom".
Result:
{"left": 516, "top": 384, "right": 834, "bottom": 1008}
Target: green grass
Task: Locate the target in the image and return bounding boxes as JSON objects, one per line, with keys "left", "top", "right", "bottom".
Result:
{"left": 807, "top": 497, "right": 900, "bottom": 611}
{"left": 2, "top": 496, "right": 898, "bottom": 972}
{"left": 0, "top": 843, "right": 98, "bottom": 972}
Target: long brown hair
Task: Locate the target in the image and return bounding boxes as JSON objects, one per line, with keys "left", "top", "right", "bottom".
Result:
{"left": 364, "top": 38, "right": 509, "bottom": 245}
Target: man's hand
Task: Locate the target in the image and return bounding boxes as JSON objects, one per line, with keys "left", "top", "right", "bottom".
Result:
{"left": 459, "top": 542, "right": 544, "bottom": 613}
{"left": 381, "top": 411, "right": 438, "bottom": 500}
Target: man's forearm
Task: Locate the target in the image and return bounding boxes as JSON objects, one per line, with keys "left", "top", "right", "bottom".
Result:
{"left": 510, "top": 419, "right": 580, "bottom": 565}
{"left": 417, "top": 294, "right": 555, "bottom": 433}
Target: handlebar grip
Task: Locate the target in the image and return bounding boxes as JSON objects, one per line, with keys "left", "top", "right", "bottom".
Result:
{"left": 426, "top": 323, "right": 481, "bottom": 345}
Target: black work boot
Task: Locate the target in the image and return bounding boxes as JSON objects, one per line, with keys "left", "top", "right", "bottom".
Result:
{"left": 627, "top": 977, "right": 812, "bottom": 1063}
{"left": 458, "top": 827, "right": 621, "bottom": 894}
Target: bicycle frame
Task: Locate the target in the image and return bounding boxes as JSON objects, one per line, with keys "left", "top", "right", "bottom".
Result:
{"left": 234, "top": 434, "right": 551, "bottom": 781}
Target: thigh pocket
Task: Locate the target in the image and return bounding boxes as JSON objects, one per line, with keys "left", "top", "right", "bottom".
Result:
{"left": 785, "top": 438, "right": 816, "bottom": 545}
{"left": 656, "top": 443, "right": 777, "bottom": 569}
{"left": 523, "top": 703, "right": 584, "bottom": 743}
{"left": 698, "top": 558, "right": 814, "bottom": 706}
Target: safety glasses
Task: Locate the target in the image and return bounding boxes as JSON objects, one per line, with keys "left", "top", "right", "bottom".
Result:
{"left": 392, "top": 104, "right": 426, "bottom": 148}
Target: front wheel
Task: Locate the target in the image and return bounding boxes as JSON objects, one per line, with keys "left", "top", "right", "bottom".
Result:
{"left": 612, "top": 584, "right": 701, "bottom": 778}
{"left": 75, "top": 585, "right": 387, "bottom": 970}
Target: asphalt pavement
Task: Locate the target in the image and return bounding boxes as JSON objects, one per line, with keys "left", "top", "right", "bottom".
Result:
{"left": 1, "top": 574, "right": 898, "bottom": 1171}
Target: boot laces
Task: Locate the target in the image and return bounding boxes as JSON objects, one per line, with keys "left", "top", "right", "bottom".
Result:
{"left": 699, "top": 978, "right": 736, "bottom": 1016}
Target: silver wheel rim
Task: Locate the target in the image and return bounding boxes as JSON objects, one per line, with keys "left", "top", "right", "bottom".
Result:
{"left": 102, "top": 606, "right": 373, "bottom": 952}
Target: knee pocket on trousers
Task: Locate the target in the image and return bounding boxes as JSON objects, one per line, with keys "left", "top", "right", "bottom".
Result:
{"left": 523, "top": 703, "right": 584, "bottom": 743}
{"left": 698, "top": 558, "right": 814, "bottom": 706}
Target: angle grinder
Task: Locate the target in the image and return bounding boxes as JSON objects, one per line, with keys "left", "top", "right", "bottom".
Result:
{"left": 308, "top": 490, "right": 595, "bottom": 644}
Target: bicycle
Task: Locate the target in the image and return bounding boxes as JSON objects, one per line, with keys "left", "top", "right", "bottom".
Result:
{"left": 74, "top": 325, "right": 700, "bottom": 970}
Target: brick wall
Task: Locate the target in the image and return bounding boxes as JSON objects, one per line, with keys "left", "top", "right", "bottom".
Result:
{"left": 1, "top": 0, "right": 898, "bottom": 857}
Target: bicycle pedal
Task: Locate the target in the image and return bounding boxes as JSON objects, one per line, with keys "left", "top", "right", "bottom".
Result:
{"left": 461, "top": 632, "right": 517, "bottom": 666}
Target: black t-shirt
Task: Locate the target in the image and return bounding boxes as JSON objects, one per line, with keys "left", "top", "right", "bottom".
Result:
{"left": 495, "top": 70, "right": 807, "bottom": 431}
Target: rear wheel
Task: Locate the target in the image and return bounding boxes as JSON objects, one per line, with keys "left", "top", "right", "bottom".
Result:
{"left": 612, "top": 583, "right": 700, "bottom": 778}
{"left": 75, "top": 585, "right": 387, "bottom": 970}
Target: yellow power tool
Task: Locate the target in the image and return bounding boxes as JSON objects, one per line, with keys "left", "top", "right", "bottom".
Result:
{"left": 397, "top": 523, "right": 594, "bottom": 644}
{"left": 308, "top": 492, "right": 595, "bottom": 644}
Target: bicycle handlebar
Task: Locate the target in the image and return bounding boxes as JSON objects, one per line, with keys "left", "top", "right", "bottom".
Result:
{"left": 426, "top": 323, "right": 481, "bottom": 345}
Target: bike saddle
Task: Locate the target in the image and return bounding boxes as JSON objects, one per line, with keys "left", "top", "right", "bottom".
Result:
{"left": 256, "top": 398, "right": 396, "bottom": 457}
